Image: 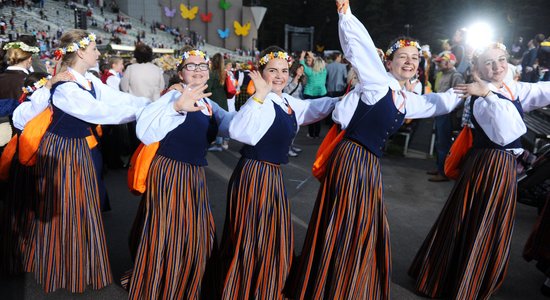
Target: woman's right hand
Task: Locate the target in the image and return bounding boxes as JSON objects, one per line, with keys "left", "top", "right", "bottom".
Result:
{"left": 249, "top": 70, "right": 272, "bottom": 100}
{"left": 454, "top": 72, "right": 491, "bottom": 98}
{"left": 173, "top": 84, "right": 212, "bottom": 112}
{"left": 336, "top": 0, "right": 349, "bottom": 14}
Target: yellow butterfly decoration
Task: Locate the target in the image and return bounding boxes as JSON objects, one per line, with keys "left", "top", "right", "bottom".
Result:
{"left": 233, "top": 21, "right": 251, "bottom": 37}
{"left": 316, "top": 44, "right": 325, "bottom": 52}
{"left": 180, "top": 4, "right": 199, "bottom": 20}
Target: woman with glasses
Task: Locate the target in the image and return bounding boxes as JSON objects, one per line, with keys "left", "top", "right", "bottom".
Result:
{"left": 123, "top": 46, "right": 234, "bottom": 299}
{"left": 409, "top": 43, "right": 550, "bottom": 300}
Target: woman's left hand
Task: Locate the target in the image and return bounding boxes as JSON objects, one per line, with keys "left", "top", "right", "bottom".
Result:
{"left": 454, "top": 72, "right": 491, "bottom": 98}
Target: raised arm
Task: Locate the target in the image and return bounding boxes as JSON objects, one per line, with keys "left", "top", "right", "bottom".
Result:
{"left": 338, "top": 1, "right": 388, "bottom": 92}
{"left": 515, "top": 80, "right": 550, "bottom": 112}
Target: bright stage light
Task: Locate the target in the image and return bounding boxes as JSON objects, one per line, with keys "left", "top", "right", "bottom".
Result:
{"left": 466, "top": 22, "right": 494, "bottom": 48}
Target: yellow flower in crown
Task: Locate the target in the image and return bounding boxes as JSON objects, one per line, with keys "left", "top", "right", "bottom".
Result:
{"left": 66, "top": 43, "right": 78, "bottom": 52}
{"left": 258, "top": 51, "right": 291, "bottom": 66}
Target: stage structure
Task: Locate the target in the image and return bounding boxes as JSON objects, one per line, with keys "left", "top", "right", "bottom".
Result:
{"left": 157, "top": 0, "right": 266, "bottom": 51}
{"left": 284, "top": 25, "right": 314, "bottom": 53}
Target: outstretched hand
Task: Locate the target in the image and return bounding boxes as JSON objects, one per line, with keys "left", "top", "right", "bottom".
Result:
{"left": 336, "top": 0, "right": 349, "bottom": 14}
{"left": 173, "top": 84, "right": 212, "bottom": 113}
{"left": 454, "top": 72, "right": 491, "bottom": 99}
{"left": 249, "top": 70, "right": 272, "bottom": 100}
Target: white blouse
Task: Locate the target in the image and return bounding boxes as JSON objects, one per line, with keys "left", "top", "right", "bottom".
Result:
{"left": 136, "top": 89, "right": 235, "bottom": 145}
{"left": 13, "top": 68, "right": 151, "bottom": 130}
{"left": 229, "top": 92, "right": 338, "bottom": 146}
{"left": 334, "top": 8, "right": 463, "bottom": 129}
{"left": 472, "top": 80, "right": 550, "bottom": 147}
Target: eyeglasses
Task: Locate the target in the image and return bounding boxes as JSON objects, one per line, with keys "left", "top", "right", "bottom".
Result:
{"left": 182, "top": 63, "right": 209, "bottom": 71}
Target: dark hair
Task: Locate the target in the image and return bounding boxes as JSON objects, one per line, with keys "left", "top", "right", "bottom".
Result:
{"left": 535, "top": 33, "right": 546, "bottom": 45}
{"left": 330, "top": 51, "right": 342, "bottom": 61}
{"left": 176, "top": 45, "right": 195, "bottom": 72}
{"left": 23, "top": 72, "right": 50, "bottom": 92}
{"left": 385, "top": 36, "right": 420, "bottom": 61}
{"left": 288, "top": 60, "right": 306, "bottom": 85}
{"left": 134, "top": 43, "right": 153, "bottom": 63}
{"left": 210, "top": 53, "right": 225, "bottom": 84}
{"left": 19, "top": 35, "right": 38, "bottom": 47}
{"left": 258, "top": 45, "right": 285, "bottom": 72}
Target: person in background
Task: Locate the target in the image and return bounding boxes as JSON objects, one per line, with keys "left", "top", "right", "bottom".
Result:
{"left": 300, "top": 51, "right": 327, "bottom": 138}
{"left": 0, "top": 39, "right": 38, "bottom": 154}
{"left": 325, "top": 51, "right": 347, "bottom": 98}
{"left": 121, "top": 43, "right": 164, "bottom": 153}
{"left": 283, "top": 60, "right": 307, "bottom": 157}
{"left": 206, "top": 53, "right": 228, "bottom": 151}
{"left": 100, "top": 56, "right": 123, "bottom": 90}
{"left": 427, "top": 51, "right": 464, "bottom": 182}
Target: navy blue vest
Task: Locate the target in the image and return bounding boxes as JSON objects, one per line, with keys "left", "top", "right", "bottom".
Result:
{"left": 47, "top": 81, "right": 96, "bottom": 139}
{"left": 470, "top": 93, "right": 523, "bottom": 150}
{"left": 240, "top": 100, "right": 297, "bottom": 164}
{"left": 344, "top": 89, "right": 405, "bottom": 157}
{"left": 157, "top": 108, "right": 218, "bottom": 166}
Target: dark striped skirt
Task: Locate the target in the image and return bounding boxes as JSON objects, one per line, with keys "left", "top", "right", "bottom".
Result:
{"left": 31, "top": 132, "right": 112, "bottom": 293}
{"left": 219, "top": 157, "right": 294, "bottom": 300}
{"left": 0, "top": 159, "right": 37, "bottom": 275}
{"left": 285, "top": 139, "right": 390, "bottom": 300}
{"left": 124, "top": 155, "right": 216, "bottom": 299}
{"left": 409, "top": 148, "right": 517, "bottom": 300}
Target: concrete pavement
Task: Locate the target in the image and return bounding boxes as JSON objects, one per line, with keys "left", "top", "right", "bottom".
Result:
{"left": 0, "top": 126, "right": 546, "bottom": 299}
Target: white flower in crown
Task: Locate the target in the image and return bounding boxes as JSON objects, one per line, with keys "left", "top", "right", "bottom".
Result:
{"left": 181, "top": 49, "right": 209, "bottom": 63}
{"left": 66, "top": 43, "right": 78, "bottom": 52}
{"left": 2, "top": 41, "right": 40, "bottom": 53}
{"left": 79, "top": 37, "right": 90, "bottom": 48}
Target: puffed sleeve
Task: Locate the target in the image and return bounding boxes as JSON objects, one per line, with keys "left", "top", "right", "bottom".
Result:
{"left": 229, "top": 95, "right": 276, "bottom": 146}
{"left": 135, "top": 90, "right": 186, "bottom": 145}
{"left": 404, "top": 88, "right": 463, "bottom": 119}
{"left": 207, "top": 98, "right": 236, "bottom": 138}
{"left": 514, "top": 81, "right": 550, "bottom": 112}
{"left": 285, "top": 94, "right": 337, "bottom": 126}
{"left": 473, "top": 94, "right": 527, "bottom": 146}
{"left": 52, "top": 82, "right": 143, "bottom": 125}
{"left": 338, "top": 8, "right": 391, "bottom": 100}
{"left": 88, "top": 75, "right": 151, "bottom": 108}
{"left": 12, "top": 87, "right": 51, "bottom": 130}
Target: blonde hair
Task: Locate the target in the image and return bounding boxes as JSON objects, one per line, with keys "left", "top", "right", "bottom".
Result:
{"left": 312, "top": 57, "right": 325, "bottom": 73}
{"left": 6, "top": 47, "right": 32, "bottom": 66}
{"left": 59, "top": 29, "right": 91, "bottom": 68}
{"left": 108, "top": 56, "right": 123, "bottom": 67}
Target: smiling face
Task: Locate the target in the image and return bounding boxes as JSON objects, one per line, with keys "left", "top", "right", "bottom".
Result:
{"left": 386, "top": 46, "right": 420, "bottom": 84}
{"left": 475, "top": 47, "right": 508, "bottom": 84}
{"left": 178, "top": 55, "right": 210, "bottom": 88}
{"left": 261, "top": 58, "right": 289, "bottom": 96}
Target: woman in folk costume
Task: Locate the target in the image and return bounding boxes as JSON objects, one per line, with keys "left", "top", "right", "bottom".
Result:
{"left": 284, "top": 1, "right": 465, "bottom": 299}
{"left": 409, "top": 43, "right": 550, "bottom": 299}
{"left": 123, "top": 48, "right": 234, "bottom": 299}
{"left": 0, "top": 40, "right": 39, "bottom": 153}
{"left": 28, "top": 29, "right": 150, "bottom": 293}
{"left": 0, "top": 72, "right": 69, "bottom": 275}
{"left": 219, "top": 45, "right": 338, "bottom": 300}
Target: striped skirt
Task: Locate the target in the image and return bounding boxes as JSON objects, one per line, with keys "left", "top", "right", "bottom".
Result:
{"left": 31, "top": 132, "right": 112, "bottom": 293}
{"left": 409, "top": 148, "right": 517, "bottom": 300}
{"left": 0, "top": 159, "right": 37, "bottom": 275}
{"left": 284, "top": 139, "right": 390, "bottom": 300}
{"left": 124, "top": 155, "right": 216, "bottom": 299}
{"left": 219, "top": 157, "right": 294, "bottom": 300}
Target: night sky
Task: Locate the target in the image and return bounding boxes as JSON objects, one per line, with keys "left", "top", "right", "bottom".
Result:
{"left": 250, "top": 0, "right": 550, "bottom": 53}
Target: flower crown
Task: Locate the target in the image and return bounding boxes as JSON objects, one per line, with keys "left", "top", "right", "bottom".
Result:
{"left": 3, "top": 41, "right": 40, "bottom": 53}
{"left": 54, "top": 33, "right": 96, "bottom": 59}
{"left": 181, "top": 50, "right": 209, "bottom": 64}
{"left": 385, "top": 39, "right": 422, "bottom": 58}
{"left": 21, "top": 76, "right": 51, "bottom": 94}
{"left": 259, "top": 51, "right": 291, "bottom": 66}
{"left": 473, "top": 42, "right": 507, "bottom": 59}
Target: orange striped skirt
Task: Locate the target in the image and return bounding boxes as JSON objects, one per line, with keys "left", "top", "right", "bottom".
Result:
{"left": 285, "top": 139, "right": 390, "bottom": 300}
{"left": 409, "top": 148, "right": 517, "bottom": 300}
{"left": 0, "top": 159, "right": 37, "bottom": 275}
{"left": 32, "top": 132, "right": 112, "bottom": 293}
{"left": 219, "top": 157, "right": 294, "bottom": 300}
{"left": 123, "top": 155, "right": 216, "bottom": 299}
